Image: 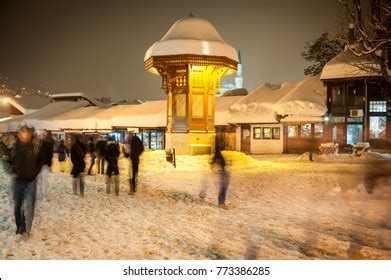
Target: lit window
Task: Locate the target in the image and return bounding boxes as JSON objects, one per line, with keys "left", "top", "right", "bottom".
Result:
{"left": 272, "top": 127, "right": 280, "bottom": 139}
{"left": 192, "top": 94, "right": 204, "bottom": 118}
{"left": 263, "top": 128, "right": 271, "bottom": 139}
{"left": 253, "top": 127, "right": 261, "bottom": 139}
{"left": 369, "top": 116, "right": 386, "bottom": 139}
{"left": 301, "top": 124, "right": 312, "bottom": 138}
{"left": 369, "top": 101, "right": 386, "bottom": 113}
{"left": 314, "top": 124, "right": 323, "bottom": 138}
{"left": 175, "top": 74, "right": 187, "bottom": 86}
{"left": 288, "top": 126, "right": 298, "bottom": 138}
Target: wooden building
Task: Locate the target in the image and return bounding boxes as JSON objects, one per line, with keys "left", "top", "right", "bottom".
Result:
{"left": 320, "top": 46, "right": 391, "bottom": 150}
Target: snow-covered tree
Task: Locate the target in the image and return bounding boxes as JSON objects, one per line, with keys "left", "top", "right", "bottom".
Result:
{"left": 338, "top": 0, "right": 391, "bottom": 84}
{"left": 301, "top": 32, "right": 343, "bottom": 76}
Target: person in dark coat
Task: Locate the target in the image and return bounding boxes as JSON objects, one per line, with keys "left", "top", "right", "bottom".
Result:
{"left": 128, "top": 135, "right": 144, "bottom": 194}
{"left": 211, "top": 150, "right": 229, "bottom": 209}
{"left": 105, "top": 136, "right": 120, "bottom": 195}
{"left": 87, "top": 137, "right": 96, "bottom": 175}
{"left": 95, "top": 138, "right": 107, "bottom": 174}
{"left": 10, "top": 124, "right": 43, "bottom": 236}
{"left": 70, "top": 136, "right": 86, "bottom": 197}
{"left": 57, "top": 140, "right": 69, "bottom": 172}
{"left": 36, "top": 130, "right": 54, "bottom": 201}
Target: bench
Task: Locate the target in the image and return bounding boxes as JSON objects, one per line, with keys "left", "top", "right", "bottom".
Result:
{"left": 352, "top": 142, "right": 371, "bottom": 156}
{"left": 319, "top": 143, "right": 339, "bottom": 155}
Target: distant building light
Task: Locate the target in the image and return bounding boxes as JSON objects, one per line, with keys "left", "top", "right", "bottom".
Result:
{"left": 323, "top": 116, "right": 330, "bottom": 122}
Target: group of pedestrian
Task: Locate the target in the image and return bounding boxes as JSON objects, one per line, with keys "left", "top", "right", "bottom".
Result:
{"left": 80, "top": 135, "right": 144, "bottom": 196}
{"left": 8, "top": 124, "right": 145, "bottom": 238}
{"left": 7, "top": 123, "right": 228, "bottom": 239}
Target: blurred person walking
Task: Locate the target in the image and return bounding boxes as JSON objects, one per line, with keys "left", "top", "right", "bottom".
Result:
{"left": 211, "top": 150, "right": 229, "bottom": 209}
{"left": 128, "top": 135, "right": 144, "bottom": 194}
{"left": 70, "top": 136, "right": 87, "bottom": 197}
{"left": 57, "top": 140, "right": 69, "bottom": 172}
{"left": 96, "top": 138, "right": 107, "bottom": 174}
{"left": 10, "top": 124, "right": 43, "bottom": 236}
{"left": 105, "top": 136, "right": 120, "bottom": 195}
{"left": 87, "top": 137, "right": 96, "bottom": 175}
{"left": 36, "top": 130, "right": 54, "bottom": 201}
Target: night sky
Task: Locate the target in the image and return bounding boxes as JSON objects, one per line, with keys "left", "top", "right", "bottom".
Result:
{"left": 0, "top": 0, "right": 341, "bottom": 101}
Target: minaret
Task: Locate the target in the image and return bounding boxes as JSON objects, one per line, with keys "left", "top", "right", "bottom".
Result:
{"left": 235, "top": 49, "right": 243, "bottom": 88}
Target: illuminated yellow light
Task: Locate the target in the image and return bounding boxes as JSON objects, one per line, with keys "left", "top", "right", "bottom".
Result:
{"left": 3, "top": 98, "right": 8, "bottom": 104}
{"left": 191, "top": 65, "right": 206, "bottom": 71}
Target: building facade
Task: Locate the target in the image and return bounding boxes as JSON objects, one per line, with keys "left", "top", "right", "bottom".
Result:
{"left": 321, "top": 46, "right": 391, "bottom": 150}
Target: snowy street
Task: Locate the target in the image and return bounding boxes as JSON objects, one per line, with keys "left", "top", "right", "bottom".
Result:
{"left": 0, "top": 151, "right": 390, "bottom": 259}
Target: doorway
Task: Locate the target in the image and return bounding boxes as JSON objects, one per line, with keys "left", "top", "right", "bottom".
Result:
{"left": 332, "top": 125, "right": 345, "bottom": 145}
{"left": 347, "top": 124, "right": 363, "bottom": 145}
{"left": 241, "top": 125, "right": 251, "bottom": 153}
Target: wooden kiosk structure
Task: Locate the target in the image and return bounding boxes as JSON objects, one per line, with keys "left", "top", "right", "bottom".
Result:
{"left": 144, "top": 15, "right": 238, "bottom": 154}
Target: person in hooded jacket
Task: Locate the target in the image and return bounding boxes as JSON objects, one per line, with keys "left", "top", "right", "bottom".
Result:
{"left": 10, "top": 124, "right": 43, "bottom": 236}
{"left": 70, "top": 136, "right": 86, "bottom": 197}
{"left": 105, "top": 136, "right": 120, "bottom": 195}
{"left": 57, "top": 140, "right": 69, "bottom": 172}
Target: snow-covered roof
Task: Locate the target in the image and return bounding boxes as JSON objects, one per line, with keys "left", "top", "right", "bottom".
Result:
{"left": 215, "top": 96, "right": 244, "bottom": 125}
{"left": 280, "top": 116, "right": 323, "bottom": 124}
{"left": 144, "top": 16, "right": 238, "bottom": 62}
{"left": 275, "top": 75, "right": 326, "bottom": 118}
{"left": 0, "top": 77, "right": 328, "bottom": 132}
{"left": 111, "top": 101, "right": 167, "bottom": 128}
{"left": 320, "top": 45, "right": 381, "bottom": 80}
{"left": 50, "top": 92, "right": 108, "bottom": 107}
{"left": 221, "top": 76, "right": 326, "bottom": 124}
{"left": 8, "top": 95, "right": 50, "bottom": 113}
{"left": 42, "top": 106, "right": 105, "bottom": 131}
{"left": 227, "top": 81, "right": 300, "bottom": 124}
{"left": 0, "top": 101, "right": 90, "bottom": 132}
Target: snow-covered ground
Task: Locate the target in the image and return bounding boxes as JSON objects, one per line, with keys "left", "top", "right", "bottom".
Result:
{"left": 0, "top": 151, "right": 390, "bottom": 259}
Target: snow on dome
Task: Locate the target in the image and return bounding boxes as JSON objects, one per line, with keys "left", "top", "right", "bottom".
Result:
{"left": 144, "top": 16, "right": 238, "bottom": 62}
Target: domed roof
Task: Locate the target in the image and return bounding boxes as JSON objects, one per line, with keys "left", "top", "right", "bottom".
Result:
{"left": 144, "top": 16, "right": 238, "bottom": 62}
{"left": 160, "top": 17, "right": 224, "bottom": 41}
